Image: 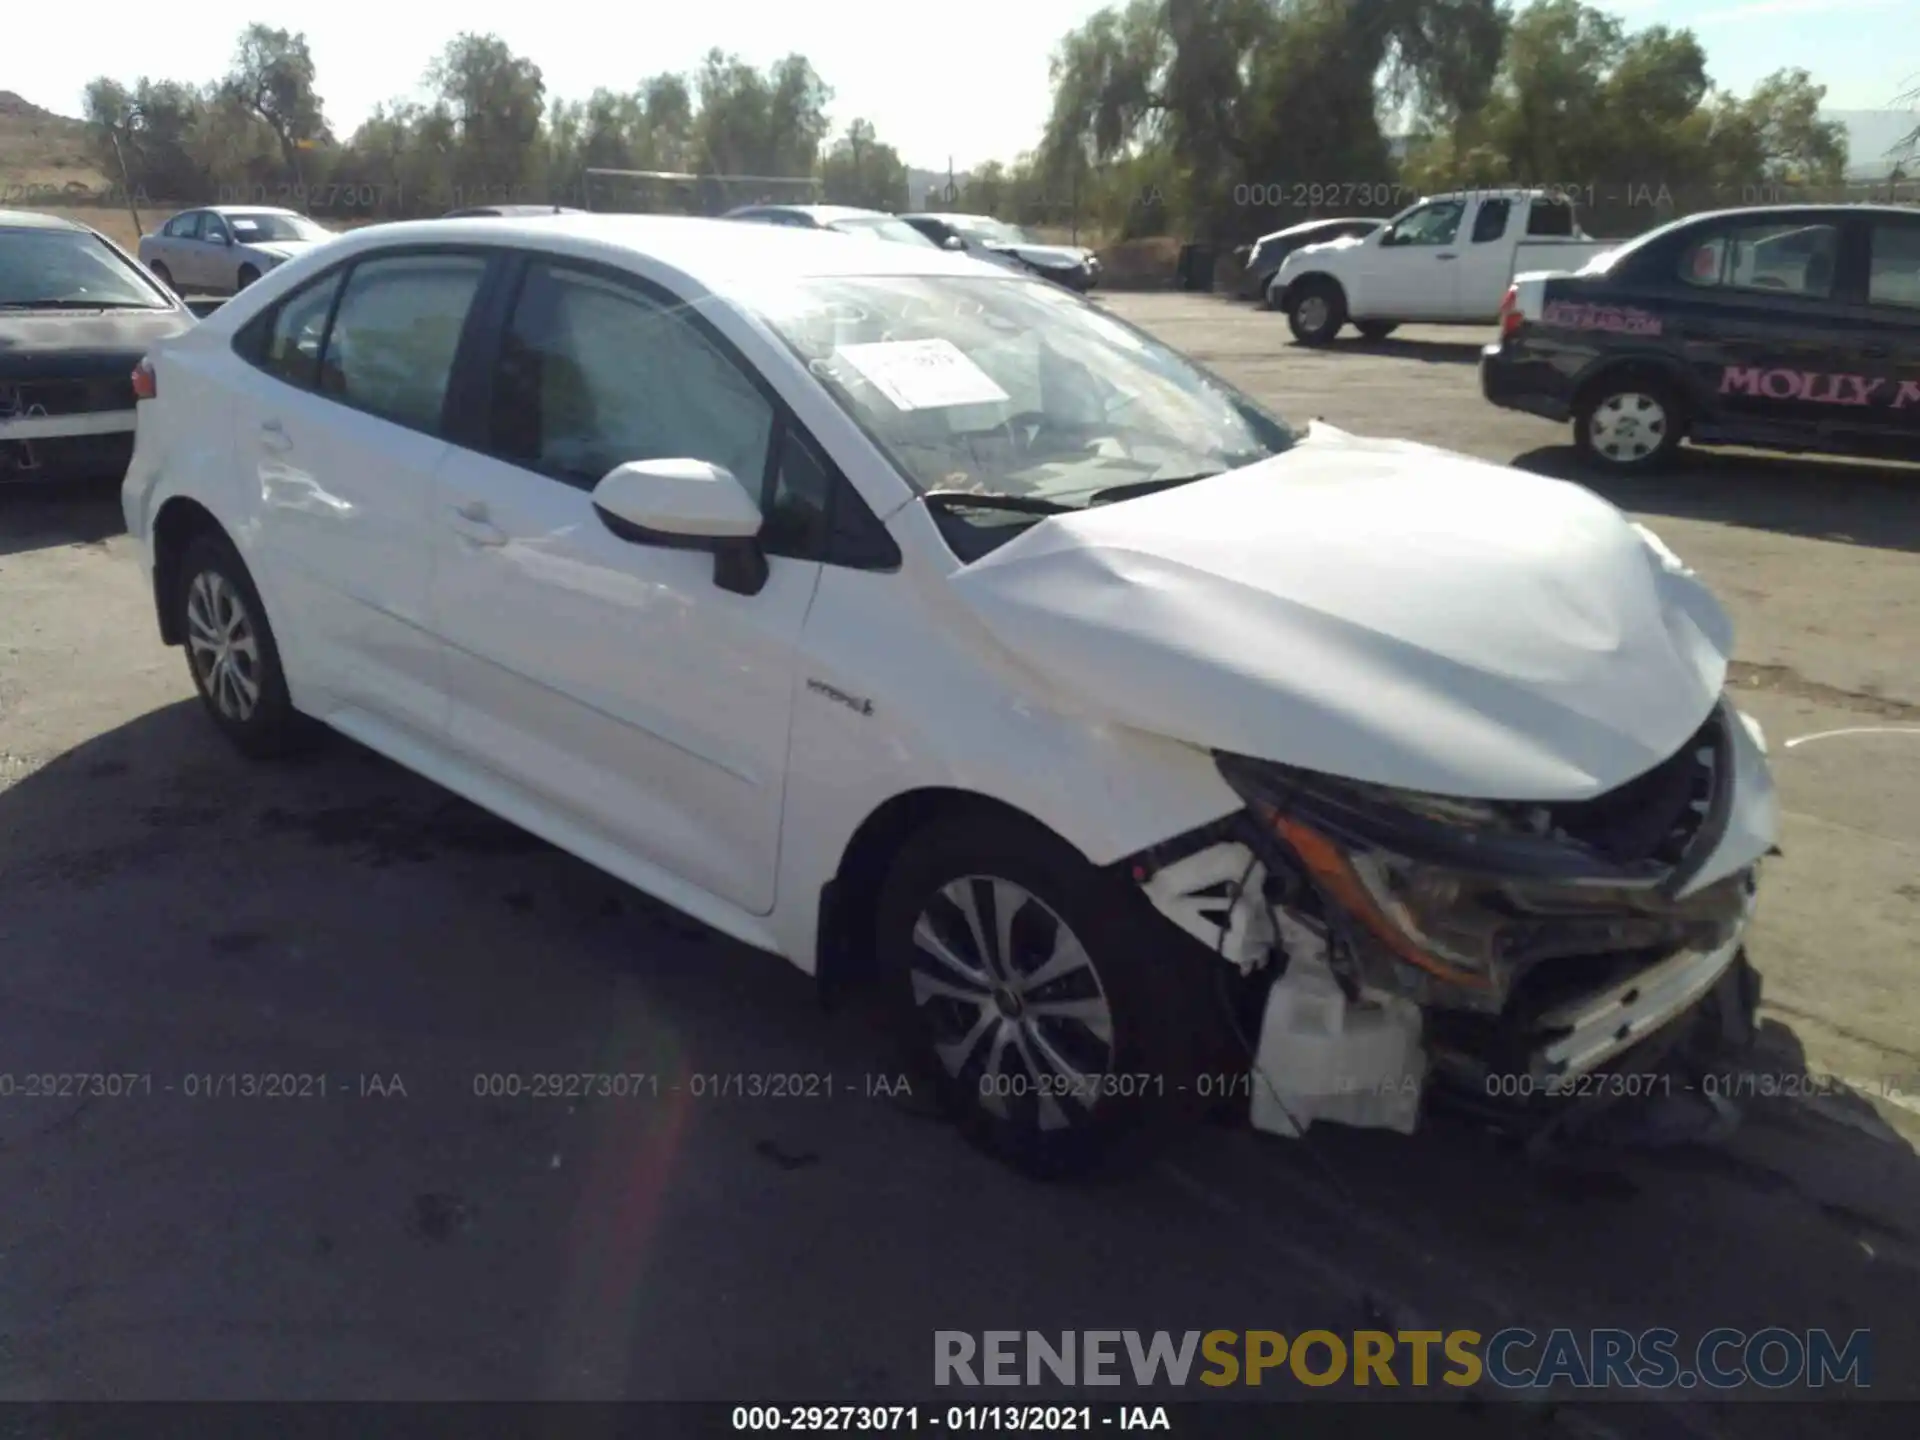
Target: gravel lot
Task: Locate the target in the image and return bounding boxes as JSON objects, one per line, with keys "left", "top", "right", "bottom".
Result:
{"left": 0, "top": 293, "right": 1915, "bottom": 1425}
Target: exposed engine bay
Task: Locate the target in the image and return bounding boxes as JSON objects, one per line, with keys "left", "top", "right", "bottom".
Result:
{"left": 1130, "top": 699, "right": 1778, "bottom": 1144}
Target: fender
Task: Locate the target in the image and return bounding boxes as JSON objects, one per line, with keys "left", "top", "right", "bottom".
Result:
{"left": 1571, "top": 348, "right": 1701, "bottom": 413}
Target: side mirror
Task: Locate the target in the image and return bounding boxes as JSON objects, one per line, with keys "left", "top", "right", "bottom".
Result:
{"left": 942, "top": 235, "right": 967, "bottom": 252}
{"left": 591, "top": 458, "right": 769, "bottom": 596}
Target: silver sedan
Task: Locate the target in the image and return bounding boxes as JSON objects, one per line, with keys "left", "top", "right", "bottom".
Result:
{"left": 137, "top": 206, "right": 334, "bottom": 296}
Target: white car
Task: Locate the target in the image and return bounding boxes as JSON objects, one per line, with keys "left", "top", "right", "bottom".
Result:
{"left": 122, "top": 215, "right": 1778, "bottom": 1175}
{"left": 1270, "top": 189, "right": 1616, "bottom": 342}
{"left": 137, "top": 206, "right": 335, "bottom": 296}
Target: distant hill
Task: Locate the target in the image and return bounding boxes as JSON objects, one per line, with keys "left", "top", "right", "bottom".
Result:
{"left": 1830, "top": 110, "right": 1917, "bottom": 178}
{"left": 0, "top": 90, "right": 112, "bottom": 195}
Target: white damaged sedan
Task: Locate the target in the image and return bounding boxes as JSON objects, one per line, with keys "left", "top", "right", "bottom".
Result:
{"left": 121, "top": 215, "right": 1777, "bottom": 1175}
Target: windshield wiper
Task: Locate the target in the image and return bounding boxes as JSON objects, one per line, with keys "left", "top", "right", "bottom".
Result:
{"left": 922, "top": 488, "right": 1074, "bottom": 517}
{"left": 1084, "top": 472, "right": 1223, "bottom": 507}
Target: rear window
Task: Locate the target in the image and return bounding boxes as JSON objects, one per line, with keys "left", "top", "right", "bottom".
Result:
{"left": 0, "top": 227, "right": 173, "bottom": 309}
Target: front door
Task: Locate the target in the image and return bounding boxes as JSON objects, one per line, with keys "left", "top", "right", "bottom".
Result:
{"left": 236, "top": 249, "right": 489, "bottom": 741}
{"left": 429, "top": 257, "right": 822, "bottom": 915}
{"left": 1362, "top": 197, "right": 1467, "bottom": 318}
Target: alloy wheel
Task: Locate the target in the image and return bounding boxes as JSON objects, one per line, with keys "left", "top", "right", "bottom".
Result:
{"left": 185, "top": 570, "right": 262, "bottom": 721}
{"left": 908, "top": 876, "right": 1116, "bottom": 1133}
{"left": 1296, "top": 295, "right": 1329, "bottom": 334}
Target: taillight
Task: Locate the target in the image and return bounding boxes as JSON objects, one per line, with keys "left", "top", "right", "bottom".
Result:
{"left": 1497, "top": 286, "right": 1522, "bottom": 339}
{"left": 131, "top": 357, "right": 156, "bottom": 400}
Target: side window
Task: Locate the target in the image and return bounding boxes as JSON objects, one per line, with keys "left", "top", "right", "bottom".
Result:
{"left": 175, "top": 212, "right": 205, "bottom": 240}
{"left": 764, "top": 425, "right": 832, "bottom": 558}
{"left": 203, "top": 214, "right": 231, "bottom": 244}
{"left": 1526, "top": 201, "right": 1575, "bottom": 238}
{"left": 1471, "top": 199, "right": 1512, "bottom": 243}
{"left": 249, "top": 271, "right": 345, "bottom": 388}
{"left": 1677, "top": 222, "right": 1839, "bottom": 299}
{"left": 319, "top": 253, "right": 487, "bottom": 432}
{"left": 489, "top": 261, "right": 775, "bottom": 495}
{"left": 1867, "top": 222, "right": 1920, "bottom": 311}
{"left": 1382, "top": 201, "right": 1464, "bottom": 247}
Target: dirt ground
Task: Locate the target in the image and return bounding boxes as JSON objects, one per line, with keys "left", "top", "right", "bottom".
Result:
{"left": 0, "top": 294, "right": 1915, "bottom": 1426}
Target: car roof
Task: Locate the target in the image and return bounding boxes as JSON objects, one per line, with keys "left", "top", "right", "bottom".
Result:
{"left": 728, "top": 204, "right": 891, "bottom": 223}
{"left": 0, "top": 209, "right": 89, "bottom": 231}
{"left": 200, "top": 206, "right": 303, "bottom": 218}
{"left": 903, "top": 212, "right": 1005, "bottom": 226}
{"left": 446, "top": 204, "right": 583, "bottom": 217}
{"left": 302, "top": 213, "right": 1012, "bottom": 290}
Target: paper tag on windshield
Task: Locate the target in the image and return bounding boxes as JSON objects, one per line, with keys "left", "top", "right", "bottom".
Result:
{"left": 832, "top": 339, "right": 1010, "bottom": 411}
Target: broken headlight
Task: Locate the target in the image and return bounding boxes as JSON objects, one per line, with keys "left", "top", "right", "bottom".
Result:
{"left": 1213, "top": 753, "right": 1738, "bottom": 999}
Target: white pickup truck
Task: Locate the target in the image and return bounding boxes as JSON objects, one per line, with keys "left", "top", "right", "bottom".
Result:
{"left": 1269, "top": 189, "right": 1616, "bottom": 344}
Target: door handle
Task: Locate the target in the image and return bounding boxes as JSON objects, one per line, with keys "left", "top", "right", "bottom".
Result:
{"left": 449, "top": 499, "right": 508, "bottom": 547}
{"left": 259, "top": 420, "right": 292, "bottom": 454}
{"left": 1435, "top": 253, "right": 1458, "bottom": 261}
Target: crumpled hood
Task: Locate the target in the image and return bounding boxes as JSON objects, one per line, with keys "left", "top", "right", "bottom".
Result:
{"left": 947, "top": 425, "right": 1734, "bottom": 802}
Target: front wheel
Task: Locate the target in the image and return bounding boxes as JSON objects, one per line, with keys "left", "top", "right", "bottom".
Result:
{"left": 236, "top": 264, "right": 261, "bottom": 292}
{"left": 175, "top": 533, "right": 311, "bottom": 758}
{"left": 876, "top": 812, "right": 1217, "bottom": 1178}
{"left": 1285, "top": 279, "right": 1347, "bottom": 345}
{"left": 1576, "top": 376, "right": 1683, "bottom": 470}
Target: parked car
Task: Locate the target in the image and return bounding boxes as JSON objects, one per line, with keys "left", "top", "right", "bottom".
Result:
{"left": 442, "top": 204, "right": 586, "bottom": 218}
{"left": 722, "top": 204, "right": 938, "bottom": 249}
{"left": 901, "top": 212, "right": 1100, "bottom": 292}
{"left": 1233, "top": 217, "right": 1384, "bottom": 303}
{"left": 1271, "top": 189, "right": 1615, "bottom": 343}
{"left": 122, "top": 214, "right": 1775, "bottom": 1175}
{"left": 1483, "top": 204, "right": 1920, "bottom": 471}
{"left": 138, "top": 206, "right": 335, "bottom": 296}
{"left": 1, "top": 209, "right": 194, "bottom": 483}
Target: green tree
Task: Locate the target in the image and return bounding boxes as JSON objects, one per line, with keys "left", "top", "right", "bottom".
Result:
{"left": 220, "top": 24, "right": 330, "bottom": 187}
{"left": 819, "top": 119, "right": 908, "bottom": 210}
{"left": 427, "top": 33, "right": 548, "bottom": 205}
{"left": 83, "top": 76, "right": 208, "bottom": 199}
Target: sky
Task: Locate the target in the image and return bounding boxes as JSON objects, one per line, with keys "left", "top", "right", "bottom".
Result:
{"left": 11, "top": 0, "right": 1916, "bottom": 174}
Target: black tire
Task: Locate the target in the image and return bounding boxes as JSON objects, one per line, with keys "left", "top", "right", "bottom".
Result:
{"left": 875, "top": 810, "right": 1221, "bottom": 1178}
{"left": 1285, "top": 278, "right": 1347, "bottom": 345}
{"left": 1575, "top": 373, "right": 1684, "bottom": 471}
{"left": 149, "top": 261, "right": 177, "bottom": 294}
{"left": 1253, "top": 271, "right": 1279, "bottom": 307}
{"left": 174, "top": 533, "right": 311, "bottom": 758}
{"left": 235, "top": 264, "right": 261, "bottom": 292}
{"left": 1355, "top": 320, "right": 1399, "bottom": 341}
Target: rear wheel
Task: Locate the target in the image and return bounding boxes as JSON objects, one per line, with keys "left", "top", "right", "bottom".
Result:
{"left": 175, "top": 533, "right": 310, "bottom": 758}
{"left": 876, "top": 812, "right": 1217, "bottom": 1178}
{"left": 1576, "top": 375, "right": 1683, "bottom": 470}
{"left": 1355, "top": 320, "right": 1399, "bottom": 341}
{"left": 149, "top": 261, "right": 177, "bottom": 294}
{"left": 1286, "top": 279, "right": 1347, "bottom": 345}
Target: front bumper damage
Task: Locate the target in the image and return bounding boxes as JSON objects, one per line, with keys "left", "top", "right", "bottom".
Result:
{"left": 1132, "top": 699, "right": 1778, "bottom": 1144}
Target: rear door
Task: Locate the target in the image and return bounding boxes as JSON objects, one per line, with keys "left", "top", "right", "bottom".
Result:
{"left": 1456, "top": 196, "right": 1515, "bottom": 317}
{"left": 1663, "top": 213, "right": 1850, "bottom": 444}
{"left": 231, "top": 246, "right": 493, "bottom": 742}
{"left": 1854, "top": 213, "right": 1920, "bottom": 458}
